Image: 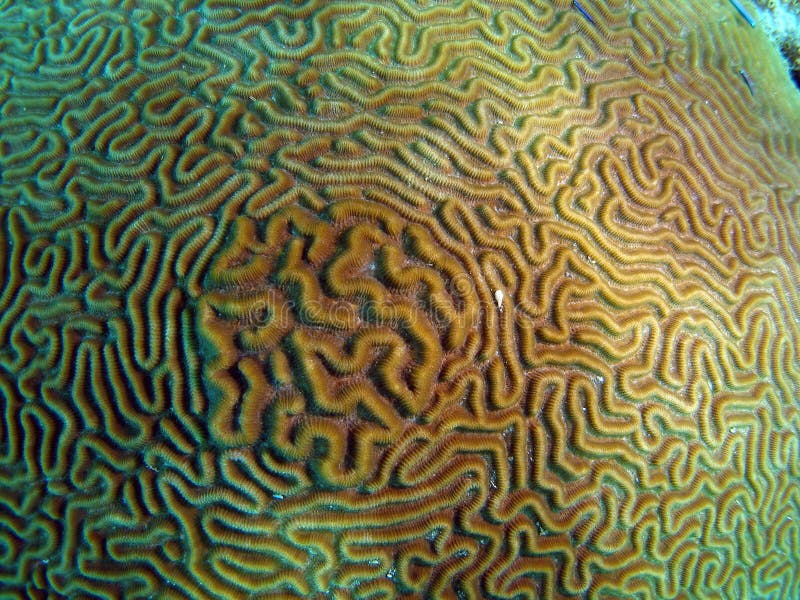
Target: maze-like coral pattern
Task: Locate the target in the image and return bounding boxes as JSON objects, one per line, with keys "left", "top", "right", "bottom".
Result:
{"left": 1, "top": 0, "right": 800, "bottom": 598}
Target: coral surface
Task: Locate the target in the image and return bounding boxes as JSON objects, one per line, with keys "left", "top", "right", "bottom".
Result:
{"left": 1, "top": 0, "right": 800, "bottom": 598}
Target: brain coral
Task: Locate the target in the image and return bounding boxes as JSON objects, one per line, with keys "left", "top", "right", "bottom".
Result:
{"left": 1, "top": 0, "right": 800, "bottom": 598}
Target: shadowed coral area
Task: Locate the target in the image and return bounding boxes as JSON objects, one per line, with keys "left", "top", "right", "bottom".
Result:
{"left": 1, "top": 0, "right": 800, "bottom": 598}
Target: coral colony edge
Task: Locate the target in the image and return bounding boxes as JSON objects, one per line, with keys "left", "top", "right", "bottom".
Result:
{"left": 1, "top": 0, "right": 800, "bottom": 598}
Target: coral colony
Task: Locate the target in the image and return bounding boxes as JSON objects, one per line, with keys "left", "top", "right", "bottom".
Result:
{"left": 1, "top": 0, "right": 799, "bottom": 598}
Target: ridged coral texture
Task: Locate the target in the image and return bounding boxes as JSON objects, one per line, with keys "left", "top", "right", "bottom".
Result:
{"left": 1, "top": 0, "right": 800, "bottom": 598}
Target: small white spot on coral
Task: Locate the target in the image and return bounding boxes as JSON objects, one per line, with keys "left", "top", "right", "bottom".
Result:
{"left": 494, "top": 289, "right": 504, "bottom": 311}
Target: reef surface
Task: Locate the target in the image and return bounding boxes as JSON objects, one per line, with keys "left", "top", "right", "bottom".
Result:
{"left": 1, "top": 0, "right": 800, "bottom": 598}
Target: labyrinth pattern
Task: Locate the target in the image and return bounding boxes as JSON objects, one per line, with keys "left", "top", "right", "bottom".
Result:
{"left": 1, "top": 0, "right": 800, "bottom": 598}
